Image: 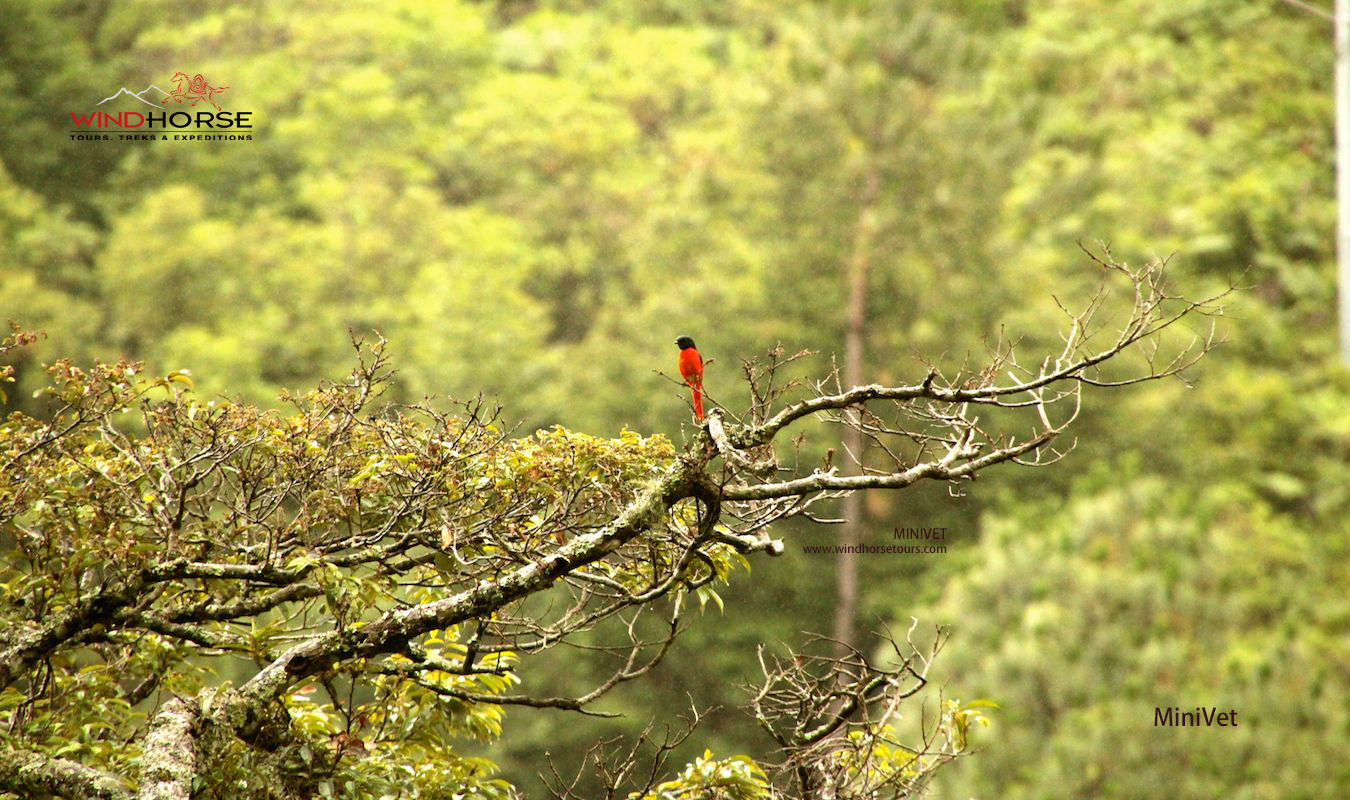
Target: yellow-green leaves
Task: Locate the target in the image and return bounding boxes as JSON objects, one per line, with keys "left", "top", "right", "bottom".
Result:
{"left": 644, "top": 750, "right": 771, "bottom": 800}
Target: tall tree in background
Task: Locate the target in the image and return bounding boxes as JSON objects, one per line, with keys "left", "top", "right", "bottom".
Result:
{"left": 835, "top": 163, "right": 878, "bottom": 648}
{"left": 744, "top": 4, "right": 989, "bottom": 647}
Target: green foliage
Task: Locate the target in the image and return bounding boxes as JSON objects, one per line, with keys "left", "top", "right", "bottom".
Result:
{"left": 0, "top": 358, "right": 544, "bottom": 798}
{"left": 894, "top": 5, "right": 1349, "bottom": 797}
{"left": 923, "top": 473, "right": 1350, "bottom": 798}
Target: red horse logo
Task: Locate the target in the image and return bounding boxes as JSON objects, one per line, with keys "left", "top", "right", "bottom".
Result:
{"left": 162, "top": 72, "right": 229, "bottom": 111}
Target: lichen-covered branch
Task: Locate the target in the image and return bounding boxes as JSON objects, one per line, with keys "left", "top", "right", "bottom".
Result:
{"left": 137, "top": 697, "right": 199, "bottom": 800}
{"left": 0, "top": 745, "right": 133, "bottom": 800}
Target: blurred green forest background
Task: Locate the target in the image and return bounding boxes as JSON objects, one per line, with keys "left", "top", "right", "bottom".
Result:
{"left": 2, "top": 0, "right": 1347, "bottom": 796}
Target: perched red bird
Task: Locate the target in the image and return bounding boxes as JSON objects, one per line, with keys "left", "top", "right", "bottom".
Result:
{"left": 675, "top": 335, "right": 705, "bottom": 421}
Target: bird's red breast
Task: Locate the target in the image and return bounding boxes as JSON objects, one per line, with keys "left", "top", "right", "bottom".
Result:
{"left": 678, "top": 347, "right": 703, "bottom": 385}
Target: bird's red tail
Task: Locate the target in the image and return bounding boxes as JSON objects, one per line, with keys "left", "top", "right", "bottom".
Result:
{"left": 690, "top": 384, "right": 704, "bottom": 421}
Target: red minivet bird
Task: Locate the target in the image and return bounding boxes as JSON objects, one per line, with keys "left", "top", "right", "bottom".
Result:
{"left": 675, "top": 335, "right": 705, "bottom": 421}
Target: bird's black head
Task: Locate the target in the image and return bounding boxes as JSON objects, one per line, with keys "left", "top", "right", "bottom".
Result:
{"left": 675, "top": 336, "right": 697, "bottom": 350}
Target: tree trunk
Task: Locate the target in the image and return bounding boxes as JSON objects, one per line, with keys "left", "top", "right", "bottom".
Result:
{"left": 1337, "top": 0, "right": 1350, "bottom": 363}
{"left": 833, "top": 166, "right": 880, "bottom": 649}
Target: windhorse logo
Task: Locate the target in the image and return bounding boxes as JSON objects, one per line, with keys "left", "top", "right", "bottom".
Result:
{"left": 162, "top": 72, "right": 229, "bottom": 111}
{"left": 70, "top": 70, "right": 253, "bottom": 141}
